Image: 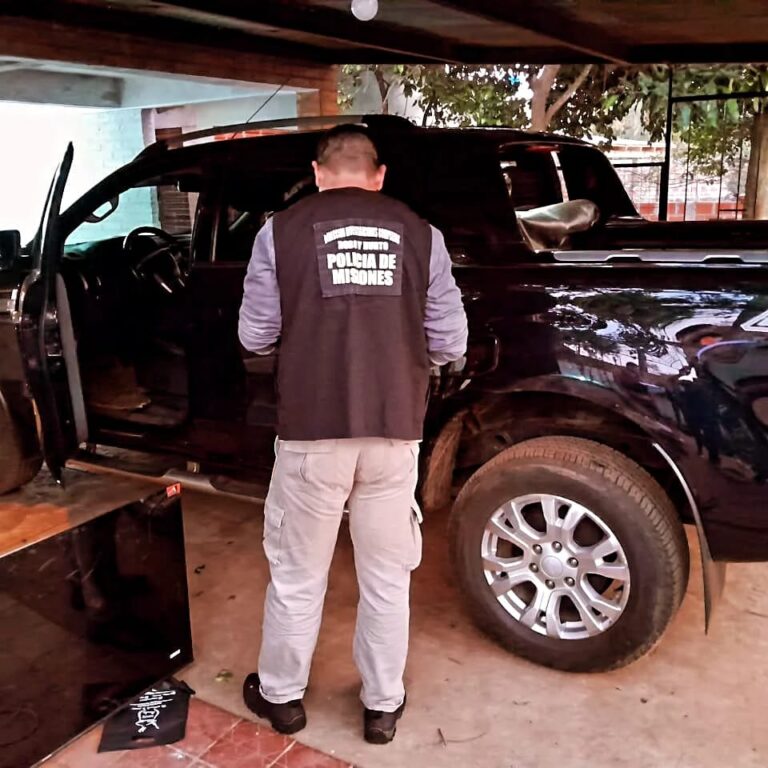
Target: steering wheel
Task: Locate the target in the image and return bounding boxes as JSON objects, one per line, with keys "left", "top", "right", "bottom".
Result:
{"left": 123, "top": 226, "right": 187, "bottom": 295}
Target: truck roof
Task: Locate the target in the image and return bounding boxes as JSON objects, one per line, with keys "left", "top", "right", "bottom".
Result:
{"left": 134, "top": 113, "right": 592, "bottom": 166}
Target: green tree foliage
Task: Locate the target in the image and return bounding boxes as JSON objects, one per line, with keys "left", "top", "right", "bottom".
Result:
{"left": 340, "top": 63, "right": 638, "bottom": 140}
{"left": 340, "top": 62, "right": 768, "bottom": 178}
{"left": 637, "top": 64, "right": 768, "bottom": 177}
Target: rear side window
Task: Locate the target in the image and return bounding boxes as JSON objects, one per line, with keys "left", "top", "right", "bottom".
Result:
{"left": 422, "top": 136, "right": 520, "bottom": 249}
{"left": 498, "top": 143, "right": 637, "bottom": 220}
{"left": 499, "top": 146, "right": 564, "bottom": 209}
{"left": 377, "top": 135, "right": 430, "bottom": 216}
{"left": 557, "top": 145, "right": 637, "bottom": 218}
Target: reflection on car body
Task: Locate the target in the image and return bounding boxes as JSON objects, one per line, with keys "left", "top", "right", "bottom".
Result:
{"left": 1, "top": 115, "right": 767, "bottom": 672}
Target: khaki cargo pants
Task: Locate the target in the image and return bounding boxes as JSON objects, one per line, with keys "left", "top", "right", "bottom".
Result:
{"left": 257, "top": 438, "right": 423, "bottom": 712}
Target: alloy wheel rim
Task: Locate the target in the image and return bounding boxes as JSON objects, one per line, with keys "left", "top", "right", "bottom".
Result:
{"left": 481, "top": 493, "right": 631, "bottom": 640}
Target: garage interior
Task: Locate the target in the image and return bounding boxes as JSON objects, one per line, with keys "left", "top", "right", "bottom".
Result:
{"left": 5, "top": 467, "right": 767, "bottom": 768}
{"left": 2, "top": 2, "right": 768, "bottom": 768}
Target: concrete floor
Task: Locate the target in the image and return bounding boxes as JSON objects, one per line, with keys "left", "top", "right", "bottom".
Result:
{"left": 181, "top": 489, "right": 768, "bottom": 768}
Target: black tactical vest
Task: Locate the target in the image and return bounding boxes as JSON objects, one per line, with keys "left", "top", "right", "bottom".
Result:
{"left": 272, "top": 187, "right": 432, "bottom": 441}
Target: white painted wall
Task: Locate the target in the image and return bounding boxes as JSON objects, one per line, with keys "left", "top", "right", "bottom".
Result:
{"left": 0, "top": 103, "right": 147, "bottom": 241}
{"left": 0, "top": 91, "right": 298, "bottom": 243}
{"left": 66, "top": 108, "right": 153, "bottom": 243}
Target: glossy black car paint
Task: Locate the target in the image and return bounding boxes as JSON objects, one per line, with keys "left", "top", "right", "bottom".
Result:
{"left": 0, "top": 488, "right": 192, "bottom": 768}
{"left": 1, "top": 121, "right": 767, "bottom": 565}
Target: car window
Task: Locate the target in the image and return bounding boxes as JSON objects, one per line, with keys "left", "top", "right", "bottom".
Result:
{"left": 556, "top": 145, "right": 637, "bottom": 218}
{"left": 499, "top": 146, "right": 564, "bottom": 210}
{"left": 216, "top": 204, "right": 271, "bottom": 263}
{"left": 66, "top": 182, "right": 199, "bottom": 245}
{"left": 212, "top": 170, "right": 316, "bottom": 263}
{"left": 422, "top": 137, "right": 521, "bottom": 252}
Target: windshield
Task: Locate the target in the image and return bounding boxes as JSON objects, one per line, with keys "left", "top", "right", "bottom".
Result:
{"left": 66, "top": 184, "right": 198, "bottom": 245}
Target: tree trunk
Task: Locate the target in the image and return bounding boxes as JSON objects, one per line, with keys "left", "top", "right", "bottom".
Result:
{"left": 374, "top": 68, "right": 390, "bottom": 114}
{"left": 529, "top": 65, "right": 560, "bottom": 132}
{"left": 528, "top": 64, "right": 592, "bottom": 133}
{"left": 745, "top": 111, "right": 768, "bottom": 219}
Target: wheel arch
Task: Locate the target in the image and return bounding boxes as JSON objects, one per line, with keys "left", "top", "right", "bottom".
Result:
{"left": 424, "top": 384, "right": 689, "bottom": 521}
{"left": 422, "top": 377, "right": 722, "bottom": 633}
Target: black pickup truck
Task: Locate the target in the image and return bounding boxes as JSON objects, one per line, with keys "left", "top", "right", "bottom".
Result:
{"left": 1, "top": 115, "right": 767, "bottom": 672}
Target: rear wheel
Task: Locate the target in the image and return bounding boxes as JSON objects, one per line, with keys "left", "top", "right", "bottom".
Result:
{"left": 0, "top": 402, "right": 42, "bottom": 494}
{"left": 449, "top": 436, "right": 689, "bottom": 672}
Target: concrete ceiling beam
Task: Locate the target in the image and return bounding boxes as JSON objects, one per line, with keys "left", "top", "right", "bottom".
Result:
{"left": 0, "top": 68, "right": 122, "bottom": 107}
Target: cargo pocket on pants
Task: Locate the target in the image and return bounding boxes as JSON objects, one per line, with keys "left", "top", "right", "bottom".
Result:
{"left": 263, "top": 502, "right": 285, "bottom": 566}
{"left": 405, "top": 442, "right": 423, "bottom": 570}
{"left": 405, "top": 505, "right": 423, "bottom": 571}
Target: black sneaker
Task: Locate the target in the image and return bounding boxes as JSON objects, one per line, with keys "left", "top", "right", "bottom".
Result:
{"left": 363, "top": 695, "right": 407, "bottom": 744}
{"left": 243, "top": 673, "right": 306, "bottom": 735}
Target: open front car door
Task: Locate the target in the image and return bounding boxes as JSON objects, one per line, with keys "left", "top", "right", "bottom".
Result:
{"left": 19, "top": 143, "right": 87, "bottom": 481}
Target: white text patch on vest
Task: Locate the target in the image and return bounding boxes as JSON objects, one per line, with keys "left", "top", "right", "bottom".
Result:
{"left": 331, "top": 268, "right": 394, "bottom": 286}
{"left": 327, "top": 252, "right": 397, "bottom": 270}
{"left": 323, "top": 226, "right": 402, "bottom": 245}
{"left": 315, "top": 218, "right": 405, "bottom": 298}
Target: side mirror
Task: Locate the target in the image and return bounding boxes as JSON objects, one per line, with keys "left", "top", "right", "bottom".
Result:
{"left": 0, "top": 230, "right": 21, "bottom": 270}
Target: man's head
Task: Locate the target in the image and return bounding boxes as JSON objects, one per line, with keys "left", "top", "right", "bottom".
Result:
{"left": 313, "top": 124, "right": 386, "bottom": 193}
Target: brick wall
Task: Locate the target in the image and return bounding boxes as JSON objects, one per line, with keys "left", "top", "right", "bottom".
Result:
{"left": 637, "top": 198, "right": 747, "bottom": 222}
{"left": 296, "top": 87, "right": 340, "bottom": 117}
{"left": 154, "top": 127, "right": 193, "bottom": 235}
{"left": 0, "top": 17, "right": 339, "bottom": 112}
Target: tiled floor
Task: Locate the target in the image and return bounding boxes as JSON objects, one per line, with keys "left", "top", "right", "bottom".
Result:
{"left": 44, "top": 698, "right": 352, "bottom": 768}
{"left": 17, "top": 480, "right": 768, "bottom": 768}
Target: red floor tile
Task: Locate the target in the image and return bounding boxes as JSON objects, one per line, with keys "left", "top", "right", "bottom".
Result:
{"left": 172, "top": 697, "right": 241, "bottom": 757}
{"left": 200, "top": 719, "right": 293, "bottom": 767}
{"left": 41, "top": 699, "right": 346, "bottom": 768}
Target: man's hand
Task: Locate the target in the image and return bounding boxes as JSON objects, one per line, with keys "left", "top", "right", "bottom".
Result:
{"left": 445, "top": 355, "right": 467, "bottom": 375}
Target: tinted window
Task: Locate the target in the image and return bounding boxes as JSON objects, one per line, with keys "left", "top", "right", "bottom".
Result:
{"left": 499, "top": 146, "right": 564, "bottom": 209}
{"left": 423, "top": 136, "right": 521, "bottom": 251}
{"left": 214, "top": 165, "right": 316, "bottom": 263}
{"left": 558, "top": 145, "right": 637, "bottom": 218}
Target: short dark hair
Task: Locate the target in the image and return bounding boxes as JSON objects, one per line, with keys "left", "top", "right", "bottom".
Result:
{"left": 315, "top": 124, "right": 381, "bottom": 172}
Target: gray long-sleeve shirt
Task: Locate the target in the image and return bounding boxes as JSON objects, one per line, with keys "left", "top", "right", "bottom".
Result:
{"left": 238, "top": 217, "right": 468, "bottom": 365}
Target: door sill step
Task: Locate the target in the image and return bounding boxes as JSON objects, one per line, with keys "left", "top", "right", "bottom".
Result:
{"left": 66, "top": 456, "right": 265, "bottom": 503}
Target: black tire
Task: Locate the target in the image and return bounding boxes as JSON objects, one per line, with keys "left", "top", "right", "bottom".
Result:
{"left": 0, "top": 402, "right": 43, "bottom": 495}
{"left": 449, "top": 436, "right": 689, "bottom": 672}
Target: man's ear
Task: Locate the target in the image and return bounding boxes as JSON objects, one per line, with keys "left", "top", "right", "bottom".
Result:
{"left": 375, "top": 164, "right": 387, "bottom": 191}
{"left": 312, "top": 160, "right": 323, "bottom": 190}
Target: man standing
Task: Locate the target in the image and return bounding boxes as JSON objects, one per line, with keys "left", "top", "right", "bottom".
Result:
{"left": 238, "top": 124, "right": 467, "bottom": 744}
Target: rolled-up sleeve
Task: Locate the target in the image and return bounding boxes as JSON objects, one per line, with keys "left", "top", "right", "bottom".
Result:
{"left": 424, "top": 225, "right": 468, "bottom": 365}
{"left": 238, "top": 218, "right": 282, "bottom": 353}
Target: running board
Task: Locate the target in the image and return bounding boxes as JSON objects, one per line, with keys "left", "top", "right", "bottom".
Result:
{"left": 65, "top": 458, "right": 265, "bottom": 503}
